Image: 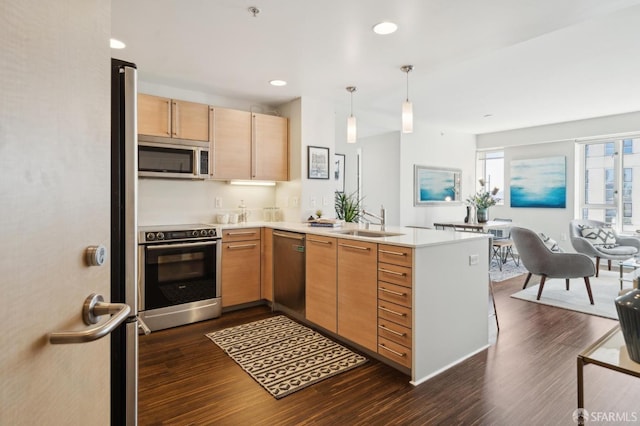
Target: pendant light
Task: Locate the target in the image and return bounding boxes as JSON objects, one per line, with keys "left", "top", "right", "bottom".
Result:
{"left": 346, "top": 86, "right": 357, "bottom": 143}
{"left": 400, "top": 65, "right": 414, "bottom": 133}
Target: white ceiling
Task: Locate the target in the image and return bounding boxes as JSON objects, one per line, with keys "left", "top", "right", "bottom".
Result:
{"left": 111, "top": 0, "right": 640, "bottom": 136}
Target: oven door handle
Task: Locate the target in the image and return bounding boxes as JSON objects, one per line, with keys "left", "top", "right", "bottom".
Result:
{"left": 145, "top": 241, "right": 217, "bottom": 251}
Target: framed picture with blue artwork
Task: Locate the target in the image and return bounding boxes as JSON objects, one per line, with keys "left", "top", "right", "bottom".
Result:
{"left": 414, "top": 165, "right": 461, "bottom": 205}
{"left": 510, "top": 156, "right": 566, "bottom": 208}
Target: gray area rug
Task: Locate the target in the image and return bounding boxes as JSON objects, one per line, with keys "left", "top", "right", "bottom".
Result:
{"left": 510, "top": 269, "right": 624, "bottom": 319}
{"left": 490, "top": 257, "right": 528, "bottom": 282}
{"left": 206, "top": 315, "right": 367, "bottom": 399}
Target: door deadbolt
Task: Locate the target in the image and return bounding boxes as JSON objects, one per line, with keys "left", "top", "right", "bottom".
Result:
{"left": 86, "top": 245, "right": 107, "bottom": 266}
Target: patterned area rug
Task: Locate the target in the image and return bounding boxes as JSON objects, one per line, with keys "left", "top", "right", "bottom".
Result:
{"left": 490, "top": 257, "right": 528, "bottom": 282}
{"left": 205, "top": 316, "right": 367, "bottom": 399}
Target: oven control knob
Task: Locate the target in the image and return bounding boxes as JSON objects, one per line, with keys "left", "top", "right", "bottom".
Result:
{"left": 156, "top": 232, "right": 165, "bottom": 240}
{"left": 191, "top": 230, "right": 199, "bottom": 237}
{"left": 146, "top": 232, "right": 155, "bottom": 241}
{"left": 208, "top": 229, "right": 216, "bottom": 237}
{"left": 200, "top": 230, "right": 208, "bottom": 237}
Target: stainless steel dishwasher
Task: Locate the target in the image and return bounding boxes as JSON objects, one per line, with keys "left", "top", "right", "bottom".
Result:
{"left": 273, "top": 230, "right": 305, "bottom": 318}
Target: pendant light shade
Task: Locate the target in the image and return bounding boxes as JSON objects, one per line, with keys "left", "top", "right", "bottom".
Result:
{"left": 401, "top": 65, "right": 414, "bottom": 134}
{"left": 346, "top": 86, "right": 357, "bottom": 143}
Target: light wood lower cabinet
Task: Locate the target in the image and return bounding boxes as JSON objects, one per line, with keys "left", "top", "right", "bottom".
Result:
{"left": 221, "top": 228, "right": 261, "bottom": 307}
{"left": 337, "top": 238, "right": 378, "bottom": 352}
{"left": 305, "top": 235, "right": 337, "bottom": 332}
{"left": 261, "top": 228, "right": 273, "bottom": 302}
{"left": 377, "top": 244, "right": 413, "bottom": 368}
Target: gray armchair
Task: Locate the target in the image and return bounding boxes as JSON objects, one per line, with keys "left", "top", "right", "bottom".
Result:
{"left": 511, "top": 227, "right": 596, "bottom": 304}
{"left": 569, "top": 219, "right": 640, "bottom": 277}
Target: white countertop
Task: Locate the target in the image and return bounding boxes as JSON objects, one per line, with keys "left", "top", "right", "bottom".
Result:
{"left": 215, "top": 221, "right": 489, "bottom": 248}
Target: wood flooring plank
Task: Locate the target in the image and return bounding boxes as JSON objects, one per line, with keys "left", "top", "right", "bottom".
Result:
{"left": 138, "top": 275, "right": 635, "bottom": 425}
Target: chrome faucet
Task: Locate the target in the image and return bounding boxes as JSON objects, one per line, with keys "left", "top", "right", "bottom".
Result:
{"left": 361, "top": 205, "right": 386, "bottom": 231}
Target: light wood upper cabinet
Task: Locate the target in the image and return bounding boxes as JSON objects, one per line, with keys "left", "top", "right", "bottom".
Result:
{"left": 138, "top": 94, "right": 171, "bottom": 137}
{"left": 137, "top": 93, "right": 209, "bottom": 142}
{"left": 306, "top": 235, "right": 338, "bottom": 333}
{"left": 209, "top": 107, "right": 252, "bottom": 179}
{"left": 337, "top": 238, "right": 378, "bottom": 352}
{"left": 209, "top": 109, "right": 289, "bottom": 181}
{"left": 252, "top": 113, "right": 289, "bottom": 181}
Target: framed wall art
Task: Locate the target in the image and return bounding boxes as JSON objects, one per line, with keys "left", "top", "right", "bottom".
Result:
{"left": 414, "top": 165, "right": 461, "bottom": 205}
{"left": 510, "top": 156, "right": 566, "bottom": 208}
{"left": 334, "top": 153, "right": 345, "bottom": 192}
{"left": 308, "top": 146, "right": 330, "bottom": 179}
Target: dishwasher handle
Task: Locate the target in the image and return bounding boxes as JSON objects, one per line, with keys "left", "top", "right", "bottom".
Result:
{"left": 273, "top": 231, "right": 305, "bottom": 241}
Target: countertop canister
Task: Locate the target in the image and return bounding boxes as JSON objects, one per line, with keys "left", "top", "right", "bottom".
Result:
{"left": 615, "top": 288, "right": 640, "bottom": 363}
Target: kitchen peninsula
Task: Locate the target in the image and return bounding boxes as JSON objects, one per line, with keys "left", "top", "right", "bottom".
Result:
{"left": 220, "top": 221, "right": 490, "bottom": 386}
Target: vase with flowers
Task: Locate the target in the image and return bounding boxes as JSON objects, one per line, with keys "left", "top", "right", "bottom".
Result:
{"left": 466, "top": 179, "right": 500, "bottom": 223}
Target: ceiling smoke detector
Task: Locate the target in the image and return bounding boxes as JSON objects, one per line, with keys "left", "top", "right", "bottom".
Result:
{"left": 248, "top": 6, "right": 260, "bottom": 17}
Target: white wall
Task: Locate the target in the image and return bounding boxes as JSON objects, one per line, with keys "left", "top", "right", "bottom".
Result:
{"left": 400, "top": 126, "right": 477, "bottom": 228}
{"left": 477, "top": 111, "right": 640, "bottom": 251}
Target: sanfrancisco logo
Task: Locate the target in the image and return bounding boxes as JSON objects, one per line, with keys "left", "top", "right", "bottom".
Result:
{"left": 573, "top": 409, "right": 639, "bottom": 423}
{"left": 573, "top": 409, "right": 588, "bottom": 423}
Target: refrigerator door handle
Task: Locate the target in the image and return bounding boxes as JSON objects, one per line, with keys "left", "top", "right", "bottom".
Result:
{"left": 49, "top": 294, "right": 131, "bottom": 344}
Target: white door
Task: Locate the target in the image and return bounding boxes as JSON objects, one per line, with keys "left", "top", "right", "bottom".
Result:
{"left": 0, "top": 2, "right": 112, "bottom": 424}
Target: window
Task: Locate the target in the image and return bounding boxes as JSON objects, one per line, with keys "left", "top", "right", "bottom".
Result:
{"left": 477, "top": 150, "right": 504, "bottom": 204}
{"left": 580, "top": 138, "right": 640, "bottom": 230}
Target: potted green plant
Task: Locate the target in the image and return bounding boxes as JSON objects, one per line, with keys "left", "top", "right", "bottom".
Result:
{"left": 335, "top": 191, "right": 362, "bottom": 223}
{"left": 466, "top": 179, "right": 500, "bottom": 223}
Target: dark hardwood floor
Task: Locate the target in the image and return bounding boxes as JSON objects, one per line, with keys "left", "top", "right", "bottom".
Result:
{"left": 138, "top": 275, "right": 636, "bottom": 425}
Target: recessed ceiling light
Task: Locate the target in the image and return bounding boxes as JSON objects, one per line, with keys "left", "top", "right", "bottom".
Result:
{"left": 110, "top": 38, "right": 126, "bottom": 49}
{"left": 483, "top": 114, "right": 493, "bottom": 118}
{"left": 372, "top": 22, "right": 398, "bottom": 35}
{"left": 269, "top": 80, "right": 287, "bottom": 87}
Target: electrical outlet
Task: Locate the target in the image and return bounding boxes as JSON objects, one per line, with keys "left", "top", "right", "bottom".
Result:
{"left": 215, "top": 197, "right": 222, "bottom": 208}
{"left": 310, "top": 197, "right": 316, "bottom": 208}
{"left": 560, "top": 233, "right": 567, "bottom": 241}
{"left": 469, "top": 254, "right": 479, "bottom": 265}
{"left": 323, "top": 196, "right": 329, "bottom": 206}
{"left": 292, "top": 197, "right": 298, "bottom": 207}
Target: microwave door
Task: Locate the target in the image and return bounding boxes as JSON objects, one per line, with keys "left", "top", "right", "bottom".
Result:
{"left": 138, "top": 143, "right": 202, "bottom": 179}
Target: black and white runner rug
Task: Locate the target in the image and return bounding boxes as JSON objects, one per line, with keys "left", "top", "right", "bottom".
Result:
{"left": 206, "top": 315, "right": 367, "bottom": 399}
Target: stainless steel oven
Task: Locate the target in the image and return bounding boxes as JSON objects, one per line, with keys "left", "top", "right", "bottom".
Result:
{"left": 138, "top": 224, "right": 221, "bottom": 331}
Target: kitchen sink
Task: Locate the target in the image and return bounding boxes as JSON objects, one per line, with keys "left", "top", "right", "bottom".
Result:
{"left": 331, "top": 229, "right": 404, "bottom": 238}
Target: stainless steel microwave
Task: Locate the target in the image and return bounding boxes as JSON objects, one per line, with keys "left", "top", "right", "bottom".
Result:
{"left": 138, "top": 141, "right": 208, "bottom": 179}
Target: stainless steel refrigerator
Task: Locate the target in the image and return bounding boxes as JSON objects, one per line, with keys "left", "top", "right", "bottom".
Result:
{"left": 110, "top": 58, "right": 139, "bottom": 425}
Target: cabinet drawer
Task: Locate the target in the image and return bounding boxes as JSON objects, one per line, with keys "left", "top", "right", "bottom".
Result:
{"left": 222, "top": 228, "right": 261, "bottom": 242}
{"left": 378, "top": 262, "right": 412, "bottom": 288}
{"left": 378, "top": 244, "right": 413, "bottom": 267}
{"left": 378, "top": 300, "right": 412, "bottom": 328}
{"left": 378, "top": 320, "right": 412, "bottom": 348}
{"left": 378, "top": 336, "right": 412, "bottom": 368}
{"left": 378, "top": 282, "right": 412, "bottom": 308}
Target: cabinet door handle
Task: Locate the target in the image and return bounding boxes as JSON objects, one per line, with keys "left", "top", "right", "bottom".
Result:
{"left": 379, "top": 305, "right": 406, "bottom": 317}
{"left": 172, "top": 101, "right": 179, "bottom": 136}
{"left": 378, "top": 324, "right": 406, "bottom": 337}
{"left": 378, "top": 267, "right": 406, "bottom": 277}
{"left": 378, "top": 343, "right": 407, "bottom": 358}
{"left": 378, "top": 287, "right": 406, "bottom": 297}
{"left": 307, "top": 238, "right": 332, "bottom": 245}
{"left": 338, "top": 243, "right": 371, "bottom": 251}
{"left": 227, "top": 231, "right": 257, "bottom": 236}
{"left": 227, "top": 243, "right": 257, "bottom": 249}
{"left": 165, "top": 100, "right": 171, "bottom": 136}
{"left": 379, "top": 249, "right": 407, "bottom": 257}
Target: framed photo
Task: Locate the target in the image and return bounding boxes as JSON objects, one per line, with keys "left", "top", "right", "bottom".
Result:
{"left": 308, "top": 146, "right": 330, "bottom": 179}
{"left": 334, "top": 153, "right": 345, "bottom": 192}
{"left": 414, "top": 165, "right": 461, "bottom": 205}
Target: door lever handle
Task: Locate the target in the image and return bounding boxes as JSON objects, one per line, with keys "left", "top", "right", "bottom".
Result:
{"left": 49, "top": 294, "right": 131, "bottom": 344}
